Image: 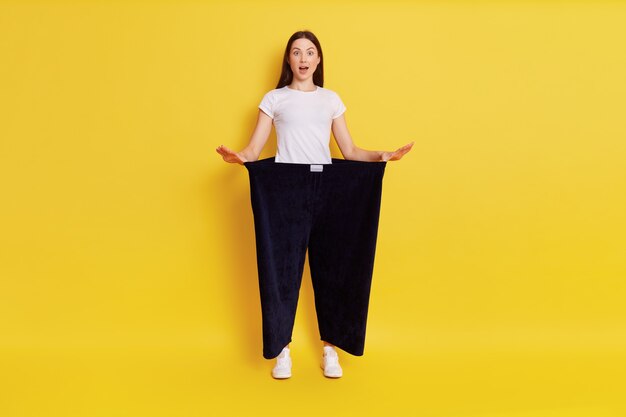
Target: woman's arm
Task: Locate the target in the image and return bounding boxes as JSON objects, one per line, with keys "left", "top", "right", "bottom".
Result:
{"left": 239, "top": 110, "right": 273, "bottom": 161}
{"left": 216, "top": 109, "right": 273, "bottom": 164}
{"left": 331, "top": 114, "right": 415, "bottom": 162}
{"left": 331, "top": 114, "right": 383, "bottom": 161}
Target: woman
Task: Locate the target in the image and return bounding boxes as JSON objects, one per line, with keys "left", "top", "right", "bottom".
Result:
{"left": 216, "top": 30, "right": 413, "bottom": 379}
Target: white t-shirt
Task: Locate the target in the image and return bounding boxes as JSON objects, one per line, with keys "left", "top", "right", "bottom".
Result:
{"left": 258, "top": 85, "right": 347, "bottom": 164}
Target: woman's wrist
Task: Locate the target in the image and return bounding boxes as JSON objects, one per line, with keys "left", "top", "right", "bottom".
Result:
{"left": 238, "top": 149, "right": 255, "bottom": 162}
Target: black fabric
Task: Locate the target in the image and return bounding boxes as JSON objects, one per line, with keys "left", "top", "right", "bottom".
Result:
{"left": 244, "top": 157, "right": 387, "bottom": 359}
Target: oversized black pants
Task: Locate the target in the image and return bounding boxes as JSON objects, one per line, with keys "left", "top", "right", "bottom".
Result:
{"left": 244, "top": 157, "right": 387, "bottom": 359}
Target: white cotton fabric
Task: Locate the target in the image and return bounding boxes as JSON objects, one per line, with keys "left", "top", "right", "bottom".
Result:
{"left": 258, "top": 85, "right": 347, "bottom": 164}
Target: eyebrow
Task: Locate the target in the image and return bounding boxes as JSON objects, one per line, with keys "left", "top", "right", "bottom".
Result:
{"left": 291, "top": 47, "right": 316, "bottom": 51}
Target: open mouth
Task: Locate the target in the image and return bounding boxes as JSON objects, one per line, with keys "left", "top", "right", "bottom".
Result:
{"left": 298, "top": 66, "right": 309, "bottom": 71}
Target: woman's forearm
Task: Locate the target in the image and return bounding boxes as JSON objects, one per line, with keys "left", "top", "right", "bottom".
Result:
{"left": 348, "top": 147, "right": 384, "bottom": 162}
{"left": 238, "top": 146, "right": 259, "bottom": 162}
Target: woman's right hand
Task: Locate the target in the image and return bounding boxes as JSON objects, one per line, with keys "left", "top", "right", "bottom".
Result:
{"left": 216, "top": 145, "right": 248, "bottom": 165}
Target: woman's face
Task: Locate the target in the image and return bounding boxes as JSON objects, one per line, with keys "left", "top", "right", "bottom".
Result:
{"left": 287, "top": 38, "right": 321, "bottom": 82}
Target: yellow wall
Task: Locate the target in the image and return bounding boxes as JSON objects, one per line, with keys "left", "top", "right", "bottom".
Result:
{"left": 1, "top": 1, "right": 625, "bottom": 416}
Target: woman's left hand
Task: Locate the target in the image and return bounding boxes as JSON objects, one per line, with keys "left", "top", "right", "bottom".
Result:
{"left": 381, "top": 141, "right": 414, "bottom": 162}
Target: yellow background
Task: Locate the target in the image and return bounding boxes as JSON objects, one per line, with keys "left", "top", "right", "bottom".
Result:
{"left": 1, "top": 1, "right": 625, "bottom": 416}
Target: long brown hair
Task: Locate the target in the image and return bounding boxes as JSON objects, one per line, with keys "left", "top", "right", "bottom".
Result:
{"left": 276, "top": 30, "right": 324, "bottom": 89}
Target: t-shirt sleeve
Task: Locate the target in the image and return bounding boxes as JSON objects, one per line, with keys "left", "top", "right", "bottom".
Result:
{"left": 258, "top": 91, "right": 275, "bottom": 119}
{"left": 332, "top": 92, "right": 347, "bottom": 119}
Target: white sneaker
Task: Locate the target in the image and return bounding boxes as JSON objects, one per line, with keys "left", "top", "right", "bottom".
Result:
{"left": 271, "top": 347, "right": 292, "bottom": 379}
{"left": 321, "top": 346, "right": 343, "bottom": 378}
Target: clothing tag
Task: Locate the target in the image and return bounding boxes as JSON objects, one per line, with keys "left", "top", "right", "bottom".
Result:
{"left": 310, "top": 164, "right": 323, "bottom": 172}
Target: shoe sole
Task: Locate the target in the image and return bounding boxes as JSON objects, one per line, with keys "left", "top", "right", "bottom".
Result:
{"left": 320, "top": 363, "right": 342, "bottom": 378}
{"left": 272, "top": 367, "right": 292, "bottom": 379}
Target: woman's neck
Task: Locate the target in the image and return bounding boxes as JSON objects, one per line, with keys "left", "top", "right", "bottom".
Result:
{"left": 287, "top": 81, "right": 317, "bottom": 92}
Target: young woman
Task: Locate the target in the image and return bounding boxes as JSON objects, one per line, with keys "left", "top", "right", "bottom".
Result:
{"left": 216, "top": 30, "right": 413, "bottom": 379}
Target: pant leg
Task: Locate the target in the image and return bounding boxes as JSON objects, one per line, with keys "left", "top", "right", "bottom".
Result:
{"left": 307, "top": 159, "right": 387, "bottom": 356}
{"left": 244, "top": 157, "right": 315, "bottom": 359}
